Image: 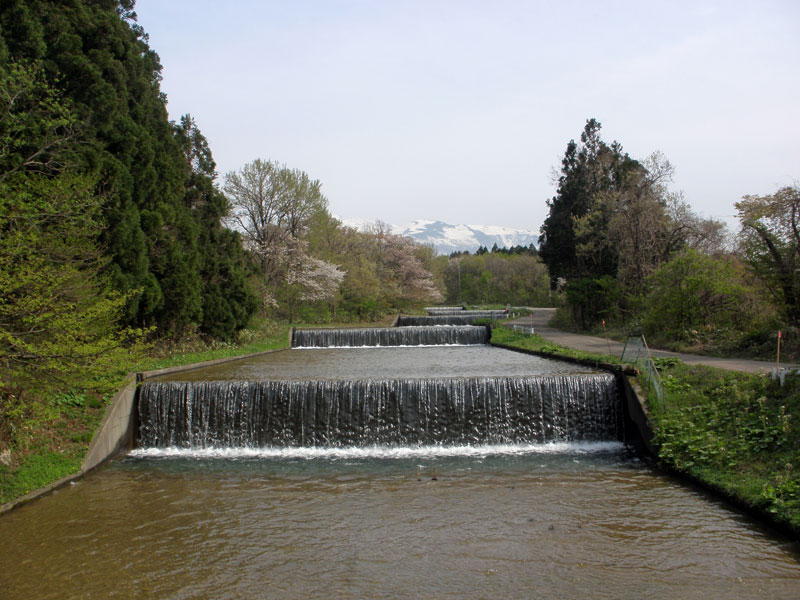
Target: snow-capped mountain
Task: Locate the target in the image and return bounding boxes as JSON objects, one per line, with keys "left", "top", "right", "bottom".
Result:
{"left": 339, "top": 218, "right": 538, "bottom": 255}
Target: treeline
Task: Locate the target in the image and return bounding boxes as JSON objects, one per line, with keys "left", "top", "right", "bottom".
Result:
{"left": 450, "top": 243, "right": 537, "bottom": 257}
{"left": 441, "top": 243, "right": 548, "bottom": 306}
{"left": 441, "top": 253, "right": 550, "bottom": 306}
{"left": 0, "top": 0, "right": 443, "bottom": 412}
{"left": 539, "top": 119, "right": 798, "bottom": 357}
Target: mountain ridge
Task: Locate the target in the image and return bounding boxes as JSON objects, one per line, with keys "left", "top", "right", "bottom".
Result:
{"left": 339, "top": 218, "right": 538, "bottom": 255}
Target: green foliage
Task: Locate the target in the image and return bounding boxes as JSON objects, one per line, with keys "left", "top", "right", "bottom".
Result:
{"left": 0, "top": 172, "right": 149, "bottom": 402}
{"left": 651, "top": 363, "right": 800, "bottom": 531}
{"left": 537, "top": 121, "right": 790, "bottom": 361}
{"left": 0, "top": 60, "right": 78, "bottom": 178}
{"left": 0, "top": 58, "right": 151, "bottom": 408}
{"left": 538, "top": 118, "right": 640, "bottom": 285}
{"left": 444, "top": 253, "right": 550, "bottom": 306}
{"left": 0, "top": 450, "right": 82, "bottom": 504}
{"left": 174, "top": 115, "right": 258, "bottom": 339}
{"left": 0, "top": 2, "right": 258, "bottom": 338}
{"left": 652, "top": 357, "right": 682, "bottom": 371}
{"left": 0, "top": 0, "right": 180, "bottom": 326}
{"left": 564, "top": 275, "right": 620, "bottom": 329}
{"left": 50, "top": 390, "right": 88, "bottom": 409}
{"left": 0, "top": 57, "right": 154, "bottom": 469}
{"left": 135, "top": 318, "right": 291, "bottom": 373}
{"left": 490, "top": 325, "right": 620, "bottom": 365}
{"left": 642, "top": 249, "right": 763, "bottom": 344}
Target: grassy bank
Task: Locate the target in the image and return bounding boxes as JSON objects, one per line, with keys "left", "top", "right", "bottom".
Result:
{"left": 0, "top": 316, "right": 396, "bottom": 506}
{"left": 651, "top": 361, "right": 799, "bottom": 536}
{"left": 493, "top": 326, "right": 800, "bottom": 538}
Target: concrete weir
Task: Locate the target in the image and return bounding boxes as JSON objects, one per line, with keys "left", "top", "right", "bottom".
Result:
{"left": 1, "top": 334, "right": 656, "bottom": 514}
{"left": 491, "top": 342, "right": 656, "bottom": 457}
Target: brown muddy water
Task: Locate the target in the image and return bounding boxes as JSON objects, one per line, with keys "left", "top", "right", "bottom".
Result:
{"left": 2, "top": 346, "right": 800, "bottom": 598}
{"left": 2, "top": 447, "right": 799, "bottom": 599}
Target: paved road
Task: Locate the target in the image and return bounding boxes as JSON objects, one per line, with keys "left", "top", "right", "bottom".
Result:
{"left": 507, "top": 308, "right": 797, "bottom": 374}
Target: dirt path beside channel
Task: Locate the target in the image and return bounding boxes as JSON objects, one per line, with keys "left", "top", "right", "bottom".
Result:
{"left": 508, "top": 308, "right": 798, "bottom": 374}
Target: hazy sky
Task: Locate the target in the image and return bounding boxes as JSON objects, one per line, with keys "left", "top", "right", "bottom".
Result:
{"left": 134, "top": 0, "right": 799, "bottom": 232}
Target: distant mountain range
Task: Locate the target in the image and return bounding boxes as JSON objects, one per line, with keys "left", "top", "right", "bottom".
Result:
{"left": 339, "top": 218, "right": 538, "bottom": 255}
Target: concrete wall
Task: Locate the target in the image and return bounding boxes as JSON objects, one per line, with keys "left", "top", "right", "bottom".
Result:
{"left": 82, "top": 374, "right": 138, "bottom": 472}
{"left": 618, "top": 375, "right": 657, "bottom": 458}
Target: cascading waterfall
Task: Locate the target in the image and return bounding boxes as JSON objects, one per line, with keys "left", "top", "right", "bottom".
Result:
{"left": 137, "top": 374, "right": 621, "bottom": 448}
{"left": 292, "top": 325, "right": 489, "bottom": 347}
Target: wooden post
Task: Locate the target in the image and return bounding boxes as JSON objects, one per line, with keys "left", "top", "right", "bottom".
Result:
{"left": 777, "top": 330, "right": 782, "bottom": 370}
{"left": 603, "top": 319, "right": 611, "bottom": 355}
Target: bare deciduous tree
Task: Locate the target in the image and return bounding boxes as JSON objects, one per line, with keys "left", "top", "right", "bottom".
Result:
{"left": 736, "top": 185, "right": 800, "bottom": 324}
{"left": 223, "top": 159, "right": 328, "bottom": 284}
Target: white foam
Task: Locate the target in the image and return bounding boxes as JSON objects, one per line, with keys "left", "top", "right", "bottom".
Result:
{"left": 129, "top": 441, "right": 625, "bottom": 460}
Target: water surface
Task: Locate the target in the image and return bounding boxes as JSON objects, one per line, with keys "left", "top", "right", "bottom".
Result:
{"left": 158, "top": 345, "right": 593, "bottom": 381}
{"left": 2, "top": 446, "right": 799, "bottom": 599}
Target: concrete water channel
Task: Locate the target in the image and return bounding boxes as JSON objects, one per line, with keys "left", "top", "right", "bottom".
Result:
{"left": 2, "top": 321, "right": 799, "bottom": 598}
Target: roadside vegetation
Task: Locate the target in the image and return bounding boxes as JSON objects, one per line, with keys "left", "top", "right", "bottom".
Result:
{"left": 494, "top": 325, "right": 800, "bottom": 537}
{"left": 490, "top": 325, "right": 622, "bottom": 365}
{"left": 538, "top": 119, "right": 799, "bottom": 362}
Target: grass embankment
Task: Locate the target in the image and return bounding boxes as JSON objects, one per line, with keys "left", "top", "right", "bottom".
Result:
{"left": 493, "top": 326, "right": 800, "bottom": 538}
{"left": 490, "top": 325, "right": 623, "bottom": 365}
{"left": 0, "top": 316, "right": 396, "bottom": 506}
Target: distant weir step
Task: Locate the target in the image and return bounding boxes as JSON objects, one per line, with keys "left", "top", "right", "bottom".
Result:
{"left": 137, "top": 374, "right": 621, "bottom": 448}
{"left": 398, "top": 315, "right": 503, "bottom": 326}
{"left": 426, "top": 308, "right": 508, "bottom": 317}
{"left": 291, "top": 325, "right": 489, "bottom": 347}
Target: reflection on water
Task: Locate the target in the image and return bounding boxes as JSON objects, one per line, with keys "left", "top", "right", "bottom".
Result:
{"left": 2, "top": 445, "right": 799, "bottom": 599}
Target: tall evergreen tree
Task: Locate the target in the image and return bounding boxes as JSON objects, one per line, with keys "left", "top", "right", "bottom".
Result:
{"left": 0, "top": 1, "right": 256, "bottom": 337}
{"left": 538, "top": 119, "right": 639, "bottom": 284}
{"left": 174, "top": 115, "right": 258, "bottom": 339}
{"left": 538, "top": 119, "right": 642, "bottom": 327}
